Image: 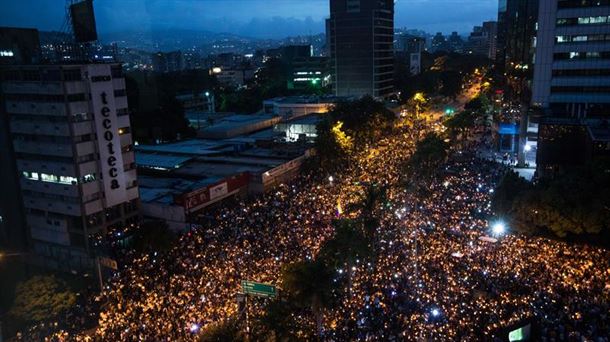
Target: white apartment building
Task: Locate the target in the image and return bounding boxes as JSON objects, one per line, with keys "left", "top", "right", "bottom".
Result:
{"left": 532, "top": 0, "right": 610, "bottom": 119}
{"left": 1, "top": 63, "right": 139, "bottom": 271}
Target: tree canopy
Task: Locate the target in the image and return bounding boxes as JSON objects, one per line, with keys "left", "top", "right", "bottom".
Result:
{"left": 9, "top": 275, "right": 77, "bottom": 325}
{"left": 493, "top": 161, "right": 610, "bottom": 237}
{"left": 406, "top": 133, "right": 450, "bottom": 174}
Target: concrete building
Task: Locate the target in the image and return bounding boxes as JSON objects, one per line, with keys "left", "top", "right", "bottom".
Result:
{"left": 136, "top": 139, "right": 313, "bottom": 231}
{"left": 467, "top": 21, "right": 498, "bottom": 60}
{"left": 496, "top": 0, "right": 539, "bottom": 73}
{"left": 263, "top": 95, "right": 347, "bottom": 120}
{"left": 0, "top": 27, "right": 42, "bottom": 252}
{"left": 327, "top": 0, "right": 395, "bottom": 98}
{"left": 152, "top": 51, "right": 183, "bottom": 73}
{"left": 0, "top": 27, "right": 41, "bottom": 65}
{"left": 532, "top": 0, "right": 610, "bottom": 172}
{"left": 1, "top": 63, "right": 139, "bottom": 271}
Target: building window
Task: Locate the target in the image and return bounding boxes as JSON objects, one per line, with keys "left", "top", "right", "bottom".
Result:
{"left": 63, "top": 69, "right": 82, "bottom": 81}
{"left": 82, "top": 174, "right": 96, "bottom": 183}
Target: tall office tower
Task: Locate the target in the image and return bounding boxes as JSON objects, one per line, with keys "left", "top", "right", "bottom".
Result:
{"left": 404, "top": 36, "right": 426, "bottom": 75}
{"left": 0, "top": 27, "right": 41, "bottom": 252}
{"left": 532, "top": 0, "right": 610, "bottom": 172}
{"left": 532, "top": 0, "right": 610, "bottom": 118}
{"left": 327, "top": 0, "right": 395, "bottom": 98}
{"left": 496, "top": 0, "right": 539, "bottom": 73}
{"left": 1, "top": 63, "right": 140, "bottom": 271}
{"left": 431, "top": 32, "right": 448, "bottom": 52}
{"left": 467, "top": 21, "right": 498, "bottom": 60}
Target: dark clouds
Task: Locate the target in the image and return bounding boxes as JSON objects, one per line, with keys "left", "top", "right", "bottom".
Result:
{"left": 0, "top": 0, "right": 497, "bottom": 38}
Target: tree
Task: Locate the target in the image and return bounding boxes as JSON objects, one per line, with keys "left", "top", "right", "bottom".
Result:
{"left": 329, "top": 96, "right": 396, "bottom": 147}
{"left": 131, "top": 220, "right": 177, "bottom": 253}
{"left": 464, "top": 95, "right": 490, "bottom": 114}
{"left": 314, "top": 116, "right": 350, "bottom": 171}
{"left": 406, "top": 133, "right": 449, "bottom": 176}
{"left": 444, "top": 110, "right": 478, "bottom": 143}
{"left": 493, "top": 164, "right": 610, "bottom": 238}
{"left": 347, "top": 184, "right": 387, "bottom": 242}
{"left": 318, "top": 219, "right": 371, "bottom": 295}
{"left": 199, "top": 319, "right": 245, "bottom": 342}
{"left": 9, "top": 275, "right": 77, "bottom": 325}
{"left": 281, "top": 260, "right": 335, "bottom": 337}
{"left": 254, "top": 301, "right": 300, "bottom": 342}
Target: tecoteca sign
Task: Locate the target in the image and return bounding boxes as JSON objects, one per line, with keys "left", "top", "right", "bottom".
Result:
{"left": 87, "top": 65, "right": 126, "bottom": 207}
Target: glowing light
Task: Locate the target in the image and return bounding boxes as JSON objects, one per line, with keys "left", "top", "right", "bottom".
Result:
{"left": 492, "top": 222, "right": 506, "bottom": 236}
{"left": 431, "top": 308, "right": 440, "bottom": 317}
{"left": 189, "top": 323, "right": 199, "bottom": 332}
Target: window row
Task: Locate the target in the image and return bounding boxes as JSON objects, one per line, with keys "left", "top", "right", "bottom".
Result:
{"left": 557, "top": 15, "right": 610, "bottom": 26}
{"left": 556, "top": 34, "right": 610, "bottom": 44}
{"left": 554, "top": 51, "right": 610, "bottom": 60}
{"left": 22, "top": 171, "right": 96, "bottom": 184}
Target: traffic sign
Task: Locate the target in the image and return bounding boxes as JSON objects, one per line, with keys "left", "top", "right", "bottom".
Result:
{"left": 241, "top": 280, "right": 277, "bottom": 298}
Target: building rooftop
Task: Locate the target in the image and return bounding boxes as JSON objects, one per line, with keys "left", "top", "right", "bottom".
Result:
{"left": 199, "top": 114, "right": 281, "bottom": 139}
{"left": 264, "top": 95, "right": 351, "bottom": 105}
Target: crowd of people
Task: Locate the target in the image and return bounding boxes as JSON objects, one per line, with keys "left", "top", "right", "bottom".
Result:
{"left": 33, "top": 83, "right": 610, "bottom": 341}
{"left": 83, "top": 115, "right": 609, "bottom": 341}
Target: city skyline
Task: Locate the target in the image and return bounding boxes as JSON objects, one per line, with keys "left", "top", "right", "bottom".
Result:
{"left": 0, "top": 0, "right": 498, "bottom": 39}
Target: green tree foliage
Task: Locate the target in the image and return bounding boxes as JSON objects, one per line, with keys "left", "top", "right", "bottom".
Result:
{"left": 464, "top": 94, "right": 490, "bottom": 114}
{"left": 280, "top": 260, "right": 335, "bottom": 336}
{"left": 318, "top": 219, "right": 371, "bottom": 293}
{"left": 8, "top": 275, "right": 77, "bottom": 325}
{"left": 314, "top": 97, "right": 395, "bottom": 171}
{"left": 493, "top": 162, "right": 610, "bottom": 237}
{"left": 198, "top": 319, "right": 245, "bottom": 342}
{"left": 330, "top": 96, "right": 396, "bottom": 146}
{"left": 254, "top": 301, "right": 300, "bottom": 342}
{"left": 131, "top": 220, "right": 177, "bottom": 253}
{"left": 406, "top": 133, "right": 449, "bottom": 174}
{"left": 314, "top": 116, "right": 348, "bottom": 171}
{"left": 440, "top": 70, "right": 462, "bottom": 98}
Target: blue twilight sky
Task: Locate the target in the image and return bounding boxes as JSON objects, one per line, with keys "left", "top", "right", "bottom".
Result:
{"left": 0, "top": 0, "right": 498, "bottom": 38}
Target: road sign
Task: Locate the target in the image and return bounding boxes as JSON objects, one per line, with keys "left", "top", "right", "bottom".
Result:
{"left": 241, "top": 280, "right": 277, "bottom": 298}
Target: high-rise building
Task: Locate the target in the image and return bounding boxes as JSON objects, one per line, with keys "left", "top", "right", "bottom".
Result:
{"left": 496, "top": 0, "right": 539, "bottom": 73}
{"left": 532, "top": 0, "right": 610, "bottom": 118}
{"left": 403, "top": 36, "right": 426, "bottom": 75}
{"left": 532, "top": 0, "right": 610, "bottom": 172}
{"left": 327, "top": 0, "right": 395, "bottom": 98}
{"left": 431, "top": 32, "right": 448, "bottom": 52}
{"left": 467, "top": 21, "right": 498, "bottom": 60}
{"left": 1, "top": 63, "right": 140, "bottom": 271}
{"left": 0, "top": 27, "right": 41, "bottom": 252}
{"left": 447, "top": 32, "right": 465, "bottom": 53}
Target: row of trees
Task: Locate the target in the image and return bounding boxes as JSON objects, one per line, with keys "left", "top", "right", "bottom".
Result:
{"left": 492, "top": 159, "right": 610, "bottom": 238}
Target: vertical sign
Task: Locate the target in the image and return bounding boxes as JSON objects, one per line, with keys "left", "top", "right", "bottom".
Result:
{"left": 87, "top": 64, "right": 126, "bottom": 207}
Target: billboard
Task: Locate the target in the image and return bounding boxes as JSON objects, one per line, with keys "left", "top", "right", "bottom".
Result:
{"left": 87, "top": 64, "right": 127, "bottom": 208}
{"left": 70, "top": 0, "right": 98, "bottom": 43}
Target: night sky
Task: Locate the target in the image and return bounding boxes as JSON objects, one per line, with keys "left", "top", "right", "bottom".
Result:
{"left": 0, "top": 0, "right": 498, "bottom": 38}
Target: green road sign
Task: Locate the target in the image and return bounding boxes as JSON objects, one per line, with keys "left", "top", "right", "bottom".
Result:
{"left": 241, "top": 280, "right": 277, "bottom": 298}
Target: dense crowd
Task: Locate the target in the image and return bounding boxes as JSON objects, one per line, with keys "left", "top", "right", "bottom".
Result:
{"left": 31, "top": 84, "right": 610, "bottom": 341}
{"left": 81, "top": 115, "right": 610, "bottom": 341}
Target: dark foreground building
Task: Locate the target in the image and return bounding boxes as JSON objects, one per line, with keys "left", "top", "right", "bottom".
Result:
{"left": 327, "top": 0, "right": 394, "bottom": 98}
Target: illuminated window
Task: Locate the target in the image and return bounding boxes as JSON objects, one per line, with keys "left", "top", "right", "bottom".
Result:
{"left": 59, "top": 176, "right": 78, "bottom": 184}
{"left": 22, "top": 171, "right": 39, "bottom": 180}
{"left": 40, "top": 173, "right": 59, "bottom": 183}
{"left": 82, "top": 174, "right": 96, "bottom": 183}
